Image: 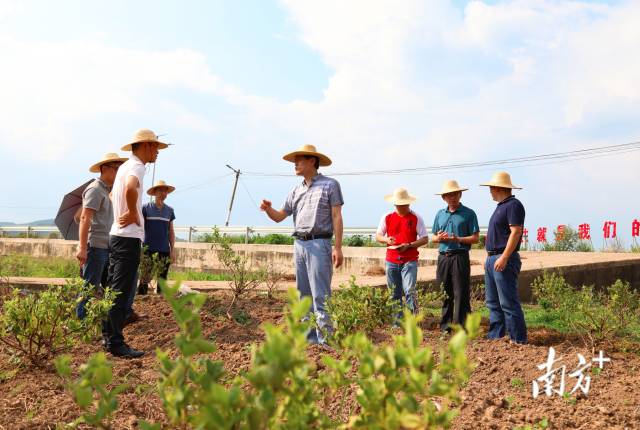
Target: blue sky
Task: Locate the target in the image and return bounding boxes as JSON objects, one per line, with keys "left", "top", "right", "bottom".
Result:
{"left": 0, "top": 0, "right": 639, "bottom": 246}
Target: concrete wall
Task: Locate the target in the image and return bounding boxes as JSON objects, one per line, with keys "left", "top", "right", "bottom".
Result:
{"left": 0, "top": 238, "right": 443, "bottom": 276}
{"left": 2, "top": 238, "right": 639, "bottom": 303}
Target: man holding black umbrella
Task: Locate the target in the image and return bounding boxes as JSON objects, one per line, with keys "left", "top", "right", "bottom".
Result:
{"left": 75, "top": 153, "right": 126, "bottom": 319}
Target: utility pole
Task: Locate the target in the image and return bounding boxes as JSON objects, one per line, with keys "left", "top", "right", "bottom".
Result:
{"left": 225, "top": 165, "right": 241, "bottom": 226}
{"left": 149, "top": 162, "right": 156, "bottom": 203}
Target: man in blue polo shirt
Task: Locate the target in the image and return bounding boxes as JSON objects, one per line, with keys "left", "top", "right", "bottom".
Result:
{"left": 431, "top": 180, "right": 480, "bottom": 333}
{"left": 138, "top": 180, "right": 176, "bottom": 294}
{"left": 481, "top": 171, "right": 527, "bottom": 344}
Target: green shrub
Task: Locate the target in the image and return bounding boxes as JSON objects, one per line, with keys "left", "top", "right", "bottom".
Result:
{"left": 541, "top": 226, "right": 592, "bottom": 252}
{"left": 533, "top": 273, "right": 640, "bottom": 348}
{"left": 343, "top": 234, "right": 368, "bottom": 247}
{"left": 55, "top": 352, "right": 126, "bottom": 429}
{"left": 210, "top": 227, "right": 266, "bottom": 316}
{"left": 252, "top": 233, "right": 294, "bottom": 245}
{"left": 0, "top": 281, "right": 115, "bottom": 366}
{"left": 326, "top": 277, "right": 399, "bottom": 343}
{"left": 322, "top": 313, "right": 481, "bottom": 429}
{"left": 531, "top": 271, "right": 572, "bottom": 311}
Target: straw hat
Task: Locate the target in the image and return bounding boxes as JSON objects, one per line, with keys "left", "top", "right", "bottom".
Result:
{"left": 436, "top": 180, "right": 468, "bottom": 195}
{"left": 147, "top": 180, "right": 176, "bottom": 196}
{"left": 89, "top": 153, "right": 128, "bottom": 173}
{"left": 282, "top": 144, "right": 332, "bottom": 167}
{"left": 121, "top": 129, "right": 169, "bottom": 151}
{"left": 384, "top": 187, "right": 417, "bottom": 205}
{"left": 480, "top": 171, "right": 522, "bottom": 189}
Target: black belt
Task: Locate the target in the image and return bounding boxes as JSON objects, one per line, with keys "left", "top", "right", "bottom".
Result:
{"left": 293, "top": 232, "right": 332, "bottom": 241}
{"left": 487, "top": 249, "right": 505, "bottom": 256}
{"left": 439, "top": 249, "right": 468, "bottom": 257}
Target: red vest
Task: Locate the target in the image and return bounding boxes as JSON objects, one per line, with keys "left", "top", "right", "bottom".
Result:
{"left": 385, "top": 211, "right": 419, "bottom": 263}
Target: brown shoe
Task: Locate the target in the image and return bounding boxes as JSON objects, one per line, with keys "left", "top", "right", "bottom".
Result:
{"left": 123, "top": 310, "right": 148, "bottom": 327}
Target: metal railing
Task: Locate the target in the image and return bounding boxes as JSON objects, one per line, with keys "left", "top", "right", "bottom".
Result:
{"left": 0, "top": 225, "right": 489, "bottom": 243}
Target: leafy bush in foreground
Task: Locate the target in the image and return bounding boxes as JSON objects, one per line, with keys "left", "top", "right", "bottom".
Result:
{"left": 55, "top": 352, "right": 126, "bottom": 429}
{"left": 326, "top": 277, "right": 399, "bottom": 343}
{"left": 60, "top": 280, "right": 480, "bottom": 429}
{"left": 0, "top": 280, "right": 115, "bottom": 366}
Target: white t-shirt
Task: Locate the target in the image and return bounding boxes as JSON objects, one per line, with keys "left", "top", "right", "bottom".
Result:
{"left": 109, "top": 155, "right": 146, "bottom": 240}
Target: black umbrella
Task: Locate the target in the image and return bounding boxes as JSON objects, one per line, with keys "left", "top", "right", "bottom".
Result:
{"left": 55, "top": 179, "right": 94, "bottom": 240}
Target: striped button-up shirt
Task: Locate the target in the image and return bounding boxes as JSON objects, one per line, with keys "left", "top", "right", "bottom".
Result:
{"left": 283, "top": 174, "right": 344, "bottom": 235}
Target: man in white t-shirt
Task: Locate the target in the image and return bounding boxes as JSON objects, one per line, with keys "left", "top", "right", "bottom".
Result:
{"left": 104, "top": 129, "right": 168, "bottom": 358}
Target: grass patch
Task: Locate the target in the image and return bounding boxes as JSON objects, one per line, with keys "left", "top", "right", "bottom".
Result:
{"left": 0, "top": 254, "right": 80, "bottom": 278}
{"left": 168, "top": 270, "right": 232, "bottom": 282}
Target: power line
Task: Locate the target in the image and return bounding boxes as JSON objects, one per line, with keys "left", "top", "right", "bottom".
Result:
{"left": 173, "top": 172, "right": 234, "bottom": 194}
{"left": 243, "top": 140, "right": 640, "bottom": 177}
{"left": 239, "top": 176, "right": 260, "bottom": 209}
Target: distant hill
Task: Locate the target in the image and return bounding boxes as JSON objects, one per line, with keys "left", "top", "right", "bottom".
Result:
{"left": 27, "top": 219, "right": 55, "bottom": 226}
{"left": 0, "top": 219, "right": 55, "bottom": 227}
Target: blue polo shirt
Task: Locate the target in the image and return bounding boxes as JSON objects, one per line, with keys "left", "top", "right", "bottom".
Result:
{"left": 142, "top": 202, "right": 175, "bottom": 253}
{"left": 485, "top": 195, "right": 525, "bottom": 252}
{"left": 432, "top": 204, "right": 480, "bottom": 252}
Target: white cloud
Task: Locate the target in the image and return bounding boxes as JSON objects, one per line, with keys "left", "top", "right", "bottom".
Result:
{"left": 1, "top": 0, "right": 639, "bottom": 227}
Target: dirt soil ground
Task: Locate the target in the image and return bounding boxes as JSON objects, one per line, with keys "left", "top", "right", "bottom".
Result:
{"left": 1, "top": 292, "right": 639, "bottom": 430}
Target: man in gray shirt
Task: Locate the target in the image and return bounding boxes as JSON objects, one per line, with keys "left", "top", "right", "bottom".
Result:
{"left": 76, "top": 152, "right": 126, "bottom": 319}
{"left": 260, "top": 144, "right": 344, "bottom": 345}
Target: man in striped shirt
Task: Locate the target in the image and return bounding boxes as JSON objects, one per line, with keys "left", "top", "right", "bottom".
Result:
{"left": 260, "top": 144, "right": 344, "bottom": 345}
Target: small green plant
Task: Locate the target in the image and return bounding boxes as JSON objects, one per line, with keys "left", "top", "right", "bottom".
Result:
{"left": 322, "top": 312, "right": 481, "bottom": 429}
{"left": 55, "top": 353, "right": 126, "bottom": 429}
{"left": 470, "top": 283, "right": 486, "bottom": 310}
{"left": 262, "top": 261, "right": 286, "bottom": 301}
{"left": 417, "top": 283, "right": 445, "bottom": 312}
{"left": 138, "top": 246, "right": 168, "bottom": 291}
{"left": 532, "top": 271, "right": 571, "bottom": 311}
{"left": 210, "top": 227, "right": 266, "bottom": 317}
{"left": 514, "top": 417, "right": 549, "bottom": 430}
{"left": 325, "top": 276, "right": 399, "bottom": 343}
{"left": 0, "top": 281, "right": 115, "bottom": 366}
{"left": 510, "top": 377, "right": 525, "bottom": 389}
{"left": 503, "top": 395, "right": 515, "bottom": 409}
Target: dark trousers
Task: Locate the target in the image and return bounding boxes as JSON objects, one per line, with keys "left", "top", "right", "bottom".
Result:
{"left": 437, "top": 251, "right": 471, "bottom": 332}
{"left": 103, "top": 235, "right": 141, "bottom": 348}
{"left": 138, "top": 250, "right": 171, "bottom": 292}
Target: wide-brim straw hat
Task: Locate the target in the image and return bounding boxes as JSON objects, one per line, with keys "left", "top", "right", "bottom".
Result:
{"left": 436, "top": 179, "right": 468, "bottom": 195}
{"left": 121, "top": 129, "right": 170, "bottom": 151}
{"left": 147, "top": 180, "right": 176, "bottom": 196}
{"left": 282, "top": 144, "right": 332, "bottom": 167}
{"left": 480, "top": 171, "right": 522, "bottom": 189}
{"left": 89, "top": 152, "right": 128, "bottom": 173}
{"left": 384, "top": 187, "right": 417, "bottom": 205}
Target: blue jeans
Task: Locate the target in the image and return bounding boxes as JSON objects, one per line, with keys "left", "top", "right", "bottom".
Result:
{"left": 484, "top": 253, "right": 527, "bottom": 344}
{"left": 76, "top": 246, "right": 110, "bottom": 319}
{"left": 294, "top": 238, "right": 333, "bottom": 344}
{"left": 385, "top": 260, "right": 418, "bottom": 321}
